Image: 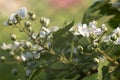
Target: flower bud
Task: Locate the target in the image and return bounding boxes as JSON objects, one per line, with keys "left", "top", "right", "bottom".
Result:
{"left": 13, "top": 20, "right": 18, "bottom": 25}
{"left": 78, "top": 45, "right": 84, "bottom": 51}
{"left": 111, "top": 34, "right": 117, "bottom": 41}
{"left": 94, "top": 58, "right": 99, "bottom": 63}
{"left": 40, "top": 17, "right": 50, "bottom": 27}
{"left": 25, "top": 21, "right": 31, "bottom": 27}
{"left": 116, "top": 31, "right": 120, "bottom": 37}
{"left": 10, "top": 34, "right": 16, "bottom": 41}
{"left": 28, "top": 11, "right": 34, "bottom": 16}
{"left": 7, "top": 20, "right": 13, "bottom": 26}
{"left": 15, "top": 56, "right": 21, "bottom": 61}
{"left": 10, "top": 51, "right": 15, "bottom": 56}
{"left": 29, "top": 14, "right": 36, "bottom": 20}
{"left": 0, "top": 56, "right": 6, "bottom": 61}
{"left": 27, "top": 26, "right": 32, "bottom": 32}
{"left": 101, "top": 24, "right": 108, "bottom": 32}
{"left": 22, "top": 41, "right": 32, "bottom": 49}
{"left": 93, "top": 42, "right": 98, "bottom": 48}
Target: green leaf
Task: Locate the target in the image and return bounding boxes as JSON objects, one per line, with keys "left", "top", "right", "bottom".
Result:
{"left": 82, "top": 0, "right": 110, "bottom": 24}
{"left": 52, "top": 21, "right": 74, "bottom": 52}
{"left": 82, "top": 73, "right": 97, "bottom": 80}
{"left": 53, "top": 21, "right": 74, "bottom": 42}
{"left": 82, "top": 0, "right": 120, "bottom": 28}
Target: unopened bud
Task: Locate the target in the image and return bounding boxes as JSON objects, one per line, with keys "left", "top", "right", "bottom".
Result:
{"left": 101, "top": 24, "right": 108, "bottom": 32}
{"left": 7, "top": 20, "right": 13, "bottom": 26}
{"left": 29, "top": 14, "right": 36, "bottom": 20}
{"left": 22, "top": 41, "right": 32, "bottom": 49}
{"left": 28, "top": 11, "right": 34, "bottom": 16}
{"left": 78, "top": 45, "right": 84, "bottom": 51}
{"left": 0, "top": 56, "right": 6, "bottom": 61}
{"left": 40, "top": 17, "right": 50, "bottom": 27}
{"left": 27, "top": 26, "right": 32, "bottom": 32}
{"left": 10, "top": 51, "right": 15, "bottom": 56}
{"left": 25, "top": 21, "right": 31, "bottom": 27}
{"left": 111, "top": 34, "right": 117, "bottom": 41}
{"left": 93, "top": 42, "right": 98, "bottom": 48}
{"left": 15, "top": 56, "right": 21, "bottom": 61}
{"left": 10, "top": 34, "right": 16, "bottom": 41}
{"left": 13, "top": 20, "right": 18, "bottom": 25}
{"left": 116, "top": 31, "right": 120, "bottom": 37}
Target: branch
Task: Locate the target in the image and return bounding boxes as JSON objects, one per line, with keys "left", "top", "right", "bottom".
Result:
{"left": 96, "top": 48, "right": 119, "bottom": 65}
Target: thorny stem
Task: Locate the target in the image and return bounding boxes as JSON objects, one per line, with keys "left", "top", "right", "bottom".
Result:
{"left": 96, "top": 48, "right": 119, "bottom": 65}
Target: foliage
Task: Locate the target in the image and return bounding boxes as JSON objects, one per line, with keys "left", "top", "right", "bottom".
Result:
{"left": 1, "top": 1, "right": 120, "bottom": 80}
{"left": 82, "top": 0, "right": 120, "bottom": 28}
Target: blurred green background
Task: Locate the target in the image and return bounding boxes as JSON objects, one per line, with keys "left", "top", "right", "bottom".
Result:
{"left": 0, "top": 0, "right": 93, "bottom": 79}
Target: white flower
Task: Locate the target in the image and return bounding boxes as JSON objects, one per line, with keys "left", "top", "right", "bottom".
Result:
{"left": 49, "top": 26, "right": 59, "bottom": 32}
{"left": 17, "top": 7, "right": 27, "bottom": 19}
{"left": 42, "top": 27, "right": 50, "bottom": 33}
{"left": 33, "top": 51, "right": 40, "bottom": 60}
{"left": 20, "top": 51, "right": 41, "bottom": 62}
{"left": 113, "top": 27, "right": 120, "bottom": 37}
{"left": 9, "top": 7, "right": 27, "bottom": 20}
{"left": 21, "top": 52, "right": 33, "bottom": 62}
{"left": 77, "top": 23, "right": 89, "bottom": 37}
{"left": 0, "top": 42, "right": 12, "bottom": 50}
{"left": 101, "top": 36, "right": 111, "bottom": 42}
{"left": 39, "top": 31, "right": 46, "bottom": 38}
{"left": 12, "top": 41, "right": 21, "bottom": 50}
{"left": 31, "top": 33, "right": 37, "bottom": 39}
{"left": 39, "top": 26, "right": 57, "bottom": 38}
{"left": 9, "top": 13, "right": 17, "bottom": 21}
{"left": 89, "top": 20, "right": 97, "bottom": 28}
{"left": 72, "top": 21, "right": 104, "bottom": 38}
{"left": 88, "top": 21, "right": 103, "bottom": 36}
{"left": 114, "top": 37, "right": 120, "bottom": 45}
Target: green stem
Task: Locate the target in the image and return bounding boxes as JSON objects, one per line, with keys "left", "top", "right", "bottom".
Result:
{"left": 70, "top": 39, "right": 74, "bottom": 61}
{"left": 96, "top": 48, "right": 119, "bottom": 65}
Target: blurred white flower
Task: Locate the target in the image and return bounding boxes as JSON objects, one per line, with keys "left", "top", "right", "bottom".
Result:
{"left": 113, "top": 27, "right": 120, "bottom": 37}
{"left": 21, "top": 51, "right": 41, "bottom": 62}
{"left": 39, "top": 31, "right": 47, "bottom": 38}
{"left": 77, "top": 23, "right": 89, "bottom": 37}
{"left": 71, "top": 21, "right": 104, "bottom": 38}
{"left": 21, "top": 52, "right": 33, "bottom": 62}
{"left": 0, "top": 42, "right": 12, "bottom": 50}
{"left": 49, "top": 26, "right": 59, "bottom": 32}
{"left": 9, "top": 13, "right": 17, "bottom": 21}
{"left": 101, "top": 36, "right": 111, "bottom": 42}
{"left": 42, "top": 27, "right": 50, "bottom": 33}
{"left": 17, "top": 7, "right": 27, "bottom": 19}
{"left": 26, "top": 69, "right": 31, "bottom": 77}
{"left": 114, "top": 37, "right": 120, "bottom": 45}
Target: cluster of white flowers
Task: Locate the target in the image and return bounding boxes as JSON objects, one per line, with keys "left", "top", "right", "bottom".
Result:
{"left": 70, "top": 21, "right": 105, "bottom": 38}
{"left": 110, "top": 27, "right": 120, "bottom": 45}
{"left": 70, "top": 21, "right": 120, "bottom": 45}
{"left": 20, "top": 51, "right": 40, "bottom": 62}
{"left": 4, "top": 7, "right": 28, "bottom": 26}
